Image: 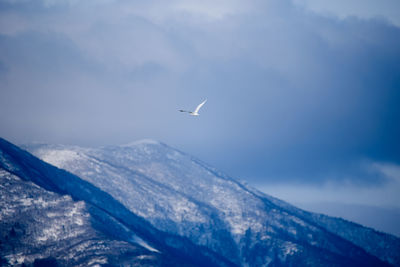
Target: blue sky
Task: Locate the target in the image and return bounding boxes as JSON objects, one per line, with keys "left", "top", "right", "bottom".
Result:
{"left": 0, "top": 0, "right": 399, "bottom": 234}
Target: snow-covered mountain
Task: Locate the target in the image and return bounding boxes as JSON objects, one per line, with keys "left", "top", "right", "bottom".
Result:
{"left": 0, "top": 138, "right": 231, "bottom": 266}
{"left": 0, "top": 169, "right": 165, "bottom": 266}
{"left": 17, "top": 138, "right": 400, "bottom": 266}
{"left": 1, "top": 137, "right": 400, "bottom": 266}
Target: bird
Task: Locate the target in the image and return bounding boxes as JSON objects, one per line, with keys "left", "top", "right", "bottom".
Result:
{"left": 179, "top": 99, "right": 207, "bottom": 116}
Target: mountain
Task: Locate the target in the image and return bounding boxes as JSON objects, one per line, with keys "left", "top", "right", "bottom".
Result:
{"left": 0, "top": 138, "right": 232, "bottom": 267}
{"left": 13, "top": 138, "right": 399, "bottom": 266}
{"left": 294, "top": 201, "right": 400, "bottom": 238}
{"left": 21, "top": 140, "right": 400, "bottom": 266}
{"left": 0, "top": 168, "right": 165, "bottom": 266}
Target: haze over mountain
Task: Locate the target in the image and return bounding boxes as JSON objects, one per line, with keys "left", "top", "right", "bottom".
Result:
{"left": 1, "top": 137, "right": 399, "bottom": 266}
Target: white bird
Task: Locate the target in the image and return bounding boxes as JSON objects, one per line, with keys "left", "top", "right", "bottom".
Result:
{"left": 179, "top": 99, "right": 207, "bottom": 116}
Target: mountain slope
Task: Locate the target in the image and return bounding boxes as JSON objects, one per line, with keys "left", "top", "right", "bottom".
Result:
{"left": 24, "top": 139, "right": 400, "bottom": 266}
{"left": 0, "top": 169, "right": 163, "bottom": 266}
{"left": 0, "top": 137, "right": 235, "bottom": 267}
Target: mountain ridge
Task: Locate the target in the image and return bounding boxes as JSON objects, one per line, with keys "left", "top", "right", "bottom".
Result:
{"left": 0, "top": 137, "right": 236, "bottom": 267}
{"left": 1, "top": 137, "right": 399, "bottom": 266}
{"left": 23, "top": 138, "right": 400, "bottom": 266}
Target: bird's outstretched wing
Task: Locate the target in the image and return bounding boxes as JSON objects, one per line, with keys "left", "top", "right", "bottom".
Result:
{"left": 194, "top": 99, "right": 207, "bottom": 113}
{"left": 179, "top": 110, "right": 190, "bottom": 113}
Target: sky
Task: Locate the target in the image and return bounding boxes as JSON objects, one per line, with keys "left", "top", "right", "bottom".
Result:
{"left": 0, "top": 0, "right": 399, "bottom": 235}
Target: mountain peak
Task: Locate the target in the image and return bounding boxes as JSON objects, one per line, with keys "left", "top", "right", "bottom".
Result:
{"left": 120, "top": 139, "right": 161, "bottom": 147}
{"left": 2, "top": 137, "right": 400, "bottom": 266}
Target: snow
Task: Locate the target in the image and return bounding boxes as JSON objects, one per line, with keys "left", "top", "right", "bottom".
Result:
{"left": 288, "top": 228, "right": 297, "bottom": 236}
{"left": 40, "top": 149, "right": 82, "bottom": 168}
{"left": 37, "top": 224, "right": 61, "bottom": 242}
{"left": 67, "top": 201, "right": 86, "bottom": 224}
{"left": 136, "top": 255, "right": 154, "bottom": 260}
{"left": 171, "top": 198, "right": 204, "bottom": 223}
{"left": 283, "top": 242, "right": 299, "bottom": 256}
{"left": 27, "top": 142, "right": 287, "bottom": 258}
{"left": 0, "top": 156, "right": 166, "bottom": 267}
{"left": 0, "top": 206, "right": 15, "bottom": 220}
{"left": 37, "top": 201, "right": 87, "bottom": 242}
{"left": 5, "top": 253, "right": 26, "bottom": 265}
{"left": 121, "top": 139, "right": 160, "bottom": 147}
{"left": 20, "top": 197, "right": 33, "bottom": 206}
{"left": 290, "top": 216, "right": 307, "bottom": 227}
{"left": 46, "top": 212, "right": 58, "bottom": 218}
{"left": 20, "top": 141, "right": 400, "bottom": 267}
{"left": 87, "top": 257, "right": 108, "bottom": 266}
{"left": 131, "top": 235, "right": 160, "bottom": 253}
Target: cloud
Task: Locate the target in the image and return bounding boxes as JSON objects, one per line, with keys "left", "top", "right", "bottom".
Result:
{"left": 257, "top": 162, "right": 400, "bottom": 207}
{"left": 293, "top": 0, "right": 400, "bottom": 27}
{"left": 0, "top": 0, "right": 399, "bottom": 186}
{"left": 257, "top": 162, "right": 400, "bottom": 236}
